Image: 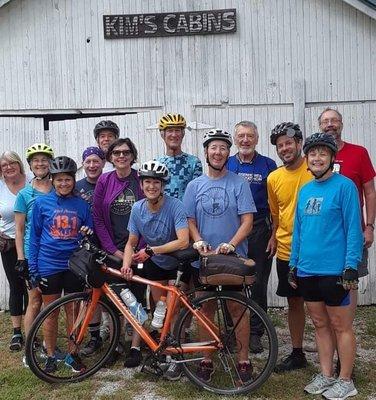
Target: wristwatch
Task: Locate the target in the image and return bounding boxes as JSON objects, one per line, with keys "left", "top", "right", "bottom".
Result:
{"left": 366, "top": 223, "right": 375, "bottom": 230}
{"left": 145, "top": 245, "right": 155, "bottom": 257}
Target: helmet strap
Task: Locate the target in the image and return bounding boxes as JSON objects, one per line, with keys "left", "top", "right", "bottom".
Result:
{"left": 33, "top": 172, "right": 50, "bottom": 181}
{"left": 206, "top": 155, "right": 228, "bottom": 172}
{"left": 148, "top": 193, "right": 163, "bottom": 206}
{"left": 309, "top": 162, "right": 334, "bottom": 179}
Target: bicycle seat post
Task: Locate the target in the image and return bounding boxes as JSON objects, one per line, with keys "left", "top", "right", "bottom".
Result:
{"left": 175, "top": 263, "right": 184, "bottom": 287}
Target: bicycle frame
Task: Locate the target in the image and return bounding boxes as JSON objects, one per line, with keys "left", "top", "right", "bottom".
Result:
{"left": 74, "top": 265, "right": 223, "bottom": 357}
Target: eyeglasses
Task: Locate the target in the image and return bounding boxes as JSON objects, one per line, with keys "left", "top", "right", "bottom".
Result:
{"left": 1, "top": 161, "right": 18, "bottom": 169}
{"left": 320, "top": 118, "right": 341, "bottom": 125}
{"left": 112, "top": 150, "right": 132, "bottom": 157}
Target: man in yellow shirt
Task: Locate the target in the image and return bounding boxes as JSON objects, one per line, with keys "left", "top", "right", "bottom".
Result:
{"left": 267, "top": 122, "right": 312, "bottom": 372}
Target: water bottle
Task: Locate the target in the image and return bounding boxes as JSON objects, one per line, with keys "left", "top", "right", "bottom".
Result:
{"left": 151, "top": 296, "right": 167, "bottom": 329}
{"left": 120, "top": 288, "right": 148, "bottom": 325}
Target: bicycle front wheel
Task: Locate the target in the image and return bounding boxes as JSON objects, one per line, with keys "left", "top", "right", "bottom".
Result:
{"left": 25, "top": 291, "right": 120, "bottom": 384}
{"left": 174, "top": 291, "right": 278, "bottom": 395}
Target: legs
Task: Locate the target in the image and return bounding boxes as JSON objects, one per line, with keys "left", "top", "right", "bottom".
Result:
{"left": 24, "top": 288, "right": 43, "bottom": 337}
{"left": 287, "top": 296, "right": 305, "bottom": 348}
{"left": 247, "top": 221, "right": 273, "bottom": 338}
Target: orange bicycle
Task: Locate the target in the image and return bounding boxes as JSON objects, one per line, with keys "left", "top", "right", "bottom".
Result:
{"left": 25, "top": 238, "right": 278, "bottom": 395}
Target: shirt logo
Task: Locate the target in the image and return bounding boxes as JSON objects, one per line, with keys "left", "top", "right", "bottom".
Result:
{"left": 199, "top": 187, "right": 229, "bottom": 217}
{"left": 111, "top": 188, "right": 136, "bottom": 215}
{"left": 304, "top": 197, "right": 323, "bottom": 215}
{"left": 50, "top": 209, "right": 79, "bottom": 239}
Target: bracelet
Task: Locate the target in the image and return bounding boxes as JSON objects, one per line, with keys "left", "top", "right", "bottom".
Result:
{"left": 366, "top": 223, "right": 375, "bottom": 230}
{"left": 145, "top": 245, "right": 155, "bottom": 257}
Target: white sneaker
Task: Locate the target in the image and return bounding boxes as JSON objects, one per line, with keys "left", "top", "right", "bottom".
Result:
{"left": 304, "top": 373, "right": 336, "bottom": 394}
{"left": 322, "top": 378, "right": 358, "bottom": 400}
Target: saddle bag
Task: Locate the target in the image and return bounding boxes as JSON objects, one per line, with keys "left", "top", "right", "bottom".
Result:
{"left": 199, "top": 253, "right": 256, "bottom": 286}
{"left": 69, "top": 246, "right": 106, "bottom": 289}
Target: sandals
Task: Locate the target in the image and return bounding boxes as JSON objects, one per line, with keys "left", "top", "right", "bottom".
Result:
{"left": 9, "top": 333, "right": 23, "bottom": 351}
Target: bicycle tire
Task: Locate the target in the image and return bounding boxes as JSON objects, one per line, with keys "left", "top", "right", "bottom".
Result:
{"left": 173, "top": 291, "right": 278, "bottom": 395}
{"left": 25, "top": 291, "right": 121, "bottom": 384}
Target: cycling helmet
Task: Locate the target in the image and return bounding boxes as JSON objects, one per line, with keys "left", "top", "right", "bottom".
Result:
{"left": 203, "top": 129, "right": 233, "bottom": 148}
{"left": 270, "top": 122, "right": 303, "bottom": 145}
{"left": 93, "top": 120, "right": 120, "bottom": 140}
{"left": 158, "top": 114, "right": 186, "bottom": 130}
{"left": 26, "top": 143, "right": 54, "bottom": 162}
{"left": 303, "top": 132, "right": 338, "bottom": 155}
{"left": 49, "top": 156, "right": 77, "bottom": 175}
{"left": 138, "top": 160, "right": 169, "bottom": 182}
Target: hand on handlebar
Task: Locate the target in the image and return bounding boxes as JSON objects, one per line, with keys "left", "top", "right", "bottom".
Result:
{"left": 193, "top": 240, "right": 211, "bottom": 253}
{"left": 121, "top": 265, "right": 134, "bottom": 280}
{"left": 215, "top": 242, "right": 236, "bottom": 255}
{"left": 132, "top": 249, "right": 150, "bottom": 262}
{"left": 80, "top": 226, "right": 94, "bottom": 236}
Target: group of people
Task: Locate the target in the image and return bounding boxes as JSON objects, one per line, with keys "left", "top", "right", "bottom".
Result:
{"left": 0, "top": 109, "right": 374, "bottom": 399}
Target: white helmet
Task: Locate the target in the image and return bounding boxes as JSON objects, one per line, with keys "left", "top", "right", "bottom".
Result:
{"left": 203, "top": 129, "right": 233, "bottom": 148}
{"left": 138, "top": 160, "right": 169, "bottom": 181}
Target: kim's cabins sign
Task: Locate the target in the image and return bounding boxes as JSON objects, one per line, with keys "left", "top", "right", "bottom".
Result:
{"left": 103, "top": 9, "right": 237, "bottom": 38}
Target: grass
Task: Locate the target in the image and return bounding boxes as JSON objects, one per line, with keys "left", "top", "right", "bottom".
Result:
{"left": 0, "top": 306, "right": 375, "bottom": 399}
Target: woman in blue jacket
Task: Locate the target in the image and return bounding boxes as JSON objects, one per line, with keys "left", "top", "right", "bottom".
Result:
{"left": 289, "top": 133, "right": 362, "bottom": 400}
{"left": 29, "top": 156, "right": 93, "bottom": 375}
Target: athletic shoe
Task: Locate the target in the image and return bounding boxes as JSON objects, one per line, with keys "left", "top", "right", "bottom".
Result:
{"left": 197, "top": 360, "right": 214, "bottom": 383}
{"left": 9, "top": 334, "right": 23, "bottom": 351}
{"left": 322, "top": 378, "right": 358, "bottom": 399}
{"left": 64, "top": 353, "right": 86, "bottom": 373}
{"left": 124, "top": 348, "right": 142, "bottom": 368}
{"left": 274, "top": 352, "right": 307, "bottom": 373}
{"left": 250, "top": 335, "right": 263, "bottom": 354}
{"left": 44, "top": 356, "right": 57, "bottom": 373}
{"left": 80, "top": 337, "right": 103, "bottom": 357}
{"left": 304, "top": 373, "right": 336, "bottom": 394}
{"left": 164, "top": 362, "right": 182, "bottom": 381}
{"left": 237, "top": 362, "right": 253, "bottom": 384}
{"left": 22, "top": 355, "right": 29, "bottom": 368}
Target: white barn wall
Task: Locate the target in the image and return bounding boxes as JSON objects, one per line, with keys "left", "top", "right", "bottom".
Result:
{"left": 0, "top": 0, "right": 375, "bottom": 308}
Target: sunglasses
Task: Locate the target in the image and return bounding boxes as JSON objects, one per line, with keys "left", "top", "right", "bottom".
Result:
{"left": 112, "top": 150, "right": 132, "bottom": 157}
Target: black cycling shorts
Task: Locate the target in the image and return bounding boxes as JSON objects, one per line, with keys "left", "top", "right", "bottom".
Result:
{"left": 276, "top": 258, "right": 302, "bottom": 298}
{"left": 144, "top": 259, "right": 191, "bottom": 284}
{"left": 40, "top": 270, "right": 84, "bottom": 296}
{"left": 297, "top": 275, "right": 350, "bottom": 307}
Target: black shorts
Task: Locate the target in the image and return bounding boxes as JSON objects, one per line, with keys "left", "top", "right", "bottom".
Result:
{"left": 40, "top": 270, "right": 85, "bottom": 295}
{"left": 276, "top": 258, "right": 302, "bottom": 298}
{"left": 297, "top": 275, "right": 350, "bottom": 307}
{"left": 190, "top": 266, "right": 243, "bottom": 292}
{"left": 144, "top": 259, "right": 191, "bottom": 285}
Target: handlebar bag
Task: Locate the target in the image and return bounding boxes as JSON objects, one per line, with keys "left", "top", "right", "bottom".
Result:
{"left": 199, "top": 253, "right": 256, "bottom": 286}
{"left": 69, "top": 247, "right": 106, "bottom": 289}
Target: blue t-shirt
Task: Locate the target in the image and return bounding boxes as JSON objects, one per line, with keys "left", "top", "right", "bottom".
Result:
{"left": 14, "top": 184, "right": 53, "bottom": 259}
{"left": 156, "top": 153, "right": 202, "bottom": 200}
{"left": 128, "top": 196, "right": 188, "bottom": 270}
{"left": 227, "top": 153, "right": 277, "bottom": 220}
{"left": 183, "top": 171, "right": 257, "bottom": 266}
{"left": 28, "top": 191, "right": 93, "bottom": 278}
{"left": 290, "top": 173, "right": 363, "bottom": 276}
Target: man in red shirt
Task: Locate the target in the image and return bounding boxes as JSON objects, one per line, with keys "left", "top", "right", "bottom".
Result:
{"left": 318, "top": 108, "right": 375, "bottom": 281}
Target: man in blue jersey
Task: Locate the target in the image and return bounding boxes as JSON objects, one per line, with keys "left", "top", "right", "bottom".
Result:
{"left": 157, "top": 113, "right": 202, "bottom": 200}
{"left": 227, "top": 121, "right": 277, "bottom": 353}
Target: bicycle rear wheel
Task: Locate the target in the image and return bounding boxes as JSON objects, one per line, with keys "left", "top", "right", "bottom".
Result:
{"left": 173, "top": 291, "right": 278, "bottom": 395}
{"left": 25, "top": 291, "right": 120, "bottom": 383}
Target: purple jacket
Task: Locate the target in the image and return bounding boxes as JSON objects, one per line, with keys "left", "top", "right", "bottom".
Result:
{"left": 92, "top": 169, "right": 144, "bottom": 254}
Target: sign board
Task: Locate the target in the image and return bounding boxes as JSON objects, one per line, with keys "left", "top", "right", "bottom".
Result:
{"left": 103, "top": 9, "right": 236, "bottom": 39}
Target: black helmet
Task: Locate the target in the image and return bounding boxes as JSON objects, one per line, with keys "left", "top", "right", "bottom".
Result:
{"left": 49, "top": 156, "right": 77, "bottom": 175}
{"left": 138, "top": 160, "right": 169, "bottom": 182}
{"left": 303, "top": 132, "right": 338, "bottom": 155}
{"left": 93, "top": 120, "right": 120, "bottom": 140}
{"left": 203, "top": 129, "right": 233, "bottom": 148}
{"left": 270, "top": 122, "right": 303, "bottom": 145}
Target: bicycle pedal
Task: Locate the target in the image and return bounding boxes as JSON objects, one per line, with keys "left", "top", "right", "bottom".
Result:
{"left": 140, "top": 362, "right": 164, "bottom": 377}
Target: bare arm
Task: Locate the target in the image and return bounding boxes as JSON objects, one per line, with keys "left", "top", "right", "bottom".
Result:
{"left": 14, "top": 212, "right": 26, "bottom": 260}
{"left": 364, "top": 178, "right": 376, "bottom": 247}
{"left": 121, "top": 234, "right": 139, "bottom": 277}
{"left": 151, "top": 227, "right": 189, "bottom": 255}
{"left": 228, "top": 213, "right": 253, "bottom": 248}
{"left": 187, "top": 218, "right": 203, "bottom": 242}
